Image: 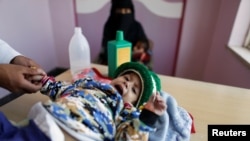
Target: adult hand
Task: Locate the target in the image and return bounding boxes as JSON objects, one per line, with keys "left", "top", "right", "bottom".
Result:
{"left": 10, "top": 55, "right": 46, "bottom": 75}
{"left": 143, "top": 92, "right": 166, "bottom": 116}
{"left": 0, "top": 64, "right": 46, "bottom": 94}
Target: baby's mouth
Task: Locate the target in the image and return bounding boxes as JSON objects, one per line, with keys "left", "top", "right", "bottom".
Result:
{"left": 114, "top": 84, "right": 123, "bottom": 95}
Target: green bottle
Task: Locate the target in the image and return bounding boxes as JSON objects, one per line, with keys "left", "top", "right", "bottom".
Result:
{"left": 108, "top": 30, "right": 132, "bottom": 78}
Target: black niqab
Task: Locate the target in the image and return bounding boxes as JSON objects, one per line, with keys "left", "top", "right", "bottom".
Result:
{"left": 98, "top": 0, "right": 148, "bottom": 65}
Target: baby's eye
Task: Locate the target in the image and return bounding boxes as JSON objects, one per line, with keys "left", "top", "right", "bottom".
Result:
{"left": 124, "top": 76, "right": 129, "bottom": 81}
{"left": 138, "top": 46, "right": 143, "bottom": 49}
{"left": 132, "top": 87, "right": 136, "bottom": 94}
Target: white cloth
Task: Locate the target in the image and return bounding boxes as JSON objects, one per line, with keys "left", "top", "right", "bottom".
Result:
{"left": 28, "top": 102, "right": 65, "bottom": 141}
{"left": 0, "top": 39, "right": 21, "bottom": 64}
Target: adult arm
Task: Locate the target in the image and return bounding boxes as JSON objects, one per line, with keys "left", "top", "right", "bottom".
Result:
{"left": 0, "top": 39, "right": 46, "bottom": 93}
{"left": 0, "top": 39, "right": 21, "bottom": 64}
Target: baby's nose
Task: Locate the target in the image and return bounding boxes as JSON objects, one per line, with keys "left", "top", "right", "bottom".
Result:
{"left": 126, "top": 81, "right": 135, "bottom": 88}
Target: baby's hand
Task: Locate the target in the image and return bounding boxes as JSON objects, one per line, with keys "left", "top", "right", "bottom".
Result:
{"left": 143, "top": 92, "right": 166, "bottom": 116}
{"left": 26, "top": 68, "right": 47, "bottom": 84}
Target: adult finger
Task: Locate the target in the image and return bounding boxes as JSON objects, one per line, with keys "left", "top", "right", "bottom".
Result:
{"left": 21, "top": 80, "right": 42, "bottom": 93}
{"left": 23, "top": 67, "right": 45, "bottom": 76}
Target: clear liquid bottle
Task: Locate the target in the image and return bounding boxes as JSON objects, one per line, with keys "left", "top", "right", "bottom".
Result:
{"left": 69, "top": 27, "right": 91, "bottom": 77}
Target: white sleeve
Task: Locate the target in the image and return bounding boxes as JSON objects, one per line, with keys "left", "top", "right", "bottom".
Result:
{"left": 0, "top": 39, "right": 21, "bottom": 64}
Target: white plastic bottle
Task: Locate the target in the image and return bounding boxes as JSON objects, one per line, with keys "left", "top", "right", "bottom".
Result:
{"left": 69, "top": 27, "right": 91, "bottom": 77}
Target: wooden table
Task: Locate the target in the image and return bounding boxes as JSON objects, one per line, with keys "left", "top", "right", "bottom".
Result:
{"left": 1, "top": 64, "right": 250, "bottom": 141}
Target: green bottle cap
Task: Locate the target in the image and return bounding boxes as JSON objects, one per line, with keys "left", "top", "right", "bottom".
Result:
{"left": 116, "top": 30, "right": 124, "bottom": 41}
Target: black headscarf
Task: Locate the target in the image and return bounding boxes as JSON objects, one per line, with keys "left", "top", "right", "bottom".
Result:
{"left": 97, "top": 0, "right": 149, "bottom": 65}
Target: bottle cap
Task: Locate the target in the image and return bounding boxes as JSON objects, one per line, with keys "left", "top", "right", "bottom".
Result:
{"left": 75, "top": 27, "right": 82, "bottom": 33}
{"left": 116, "top": 30, "right": 124, "bottom": 41}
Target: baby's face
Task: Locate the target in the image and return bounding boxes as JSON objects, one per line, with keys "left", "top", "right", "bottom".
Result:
{"left": 110, "top": 72, "right": 142, "bottom": 105}
{"left": 133, "top": 41, "right": 146, "bottom": 54}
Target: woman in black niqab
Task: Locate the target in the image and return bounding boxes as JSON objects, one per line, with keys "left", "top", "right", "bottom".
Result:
{"left": 97, "top": 0, "right": 152, "bottom": 70}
